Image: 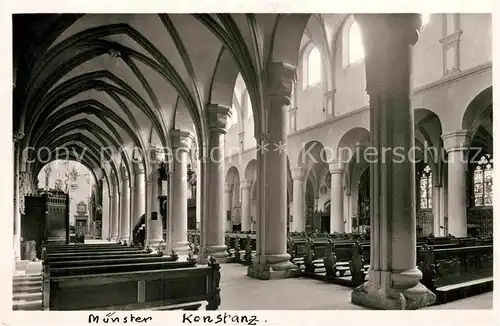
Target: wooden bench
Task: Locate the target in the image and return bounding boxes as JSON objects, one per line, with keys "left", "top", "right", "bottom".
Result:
{"left": 225, "top": 234, "right": 257, "bottom": 265}
{"left": 295, "top": 237, "right": 493, "bottom": 288}
{"left": 43, "top": 257, "right": 221, "bottom": 310}
{"left": 419, "top": 244, "right": 493, "bottom": 304}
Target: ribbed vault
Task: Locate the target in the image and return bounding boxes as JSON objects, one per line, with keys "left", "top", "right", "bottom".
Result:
{"left": 14, "top": 13, "right": 311, "bottom": 184}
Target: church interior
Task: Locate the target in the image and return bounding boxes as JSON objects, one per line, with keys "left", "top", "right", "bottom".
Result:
{"left": 11, "top": 13, "right": 493, "bottom": 311}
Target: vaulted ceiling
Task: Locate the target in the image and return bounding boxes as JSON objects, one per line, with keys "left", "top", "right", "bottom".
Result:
{"left": 13, "top": 14, "right": 311, "bottom": 185}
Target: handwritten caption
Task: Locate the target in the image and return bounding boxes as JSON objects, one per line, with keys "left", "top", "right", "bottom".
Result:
{"left": 88, "top": 313, "right": 152, "bottom": 324}
{"left": 182, "top": 313, "right": 265, "bottom": 325}
{"left": 88, "top": 312, "right": 265, "bottom": 325}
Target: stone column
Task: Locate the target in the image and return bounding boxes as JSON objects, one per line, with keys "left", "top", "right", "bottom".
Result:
{"left": 351, "top": 14, "right": 436, "bottom": 309}
{"left": 442, "top": 130, "right": 470, "bottom": 237}
{"left": 119, "top": 166, "right": 131, "bottom": 244}
{"left": 13, "top": 132, "right": 24, "bottom": 261}
{"left": 329, "top": 160, "right": 344, "bottom": 233}
{"left": 147, "top": 148, "right": 164, "bottom": 247}
{"left": 170, "top": 129, "right": 193, "bottom": 252}
{"left": 240, "top": 180, "right": 252, "bottom": 231}
{"left": 248, "top": 62, "right": 298, "bottom": 279}
{"left": 196, "top": 161, "right": 201, "bottom": 230}
{"left": 344, "top": 192, "right": 352, "bottom": 233}
{"left": 432, "top": 185, "right": 442, "bottom": 236}
{"left": 440, "top": 185, "right": 448, "bottom": 236}
{"left": 110, "top": 173, "right": 119, "bottom": 242}
{"left": 132, "top": 161, "right": 146, "bottom": 231}
{"left": 224, "top": 183, "right": 233, "bottom": 231}
{"left": 291, "top": 167, "right": 306, "bottom": 232}
{"left": 102, "top": 187, "right": 110, "bottom": 241}
{"left": 205, "top": 104, "right": 231, "bottom": 259}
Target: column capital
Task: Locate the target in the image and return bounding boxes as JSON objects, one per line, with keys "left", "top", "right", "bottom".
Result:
{"left": 206, "top": 104, "right": 231, "bottom": 134}
{"left": 441, "top": 130, "right": 470, "bottom": 153}
{"left": 13, "top": 131, "right": 25, "bottom": 142}
{"left": 355, "top": 14, "right": 421, "bottom": 47}
{"left": 132, "top": 160, "right": 145, "bottom": 174}
{"left": 171, "top": 129, "right": 194, "bottom": 152}
{"left": 256, "top": 132, "right": 271, "bottom": 144}
{"left": 149, "top": 146, "right": 165, "bottom": 164}
{"left": 110, "top": 172, "right": 118, "bottom": 185}
{"left": 224, "top": 182, "right": 233, "bottom": 193}
{"left": 267, "top": 62, "right": 296, "bottom": 106}
{"left": 329, "top": 160, "right": 344, "bottom": 174}
{"left": 240, "top": 180, "right": 252, "bottom": 190}
{"left": 355, "top": 14, "right": 421, "bottom": 96}
{"left": 291, "top": 167, "right": 306, "bottom": 181}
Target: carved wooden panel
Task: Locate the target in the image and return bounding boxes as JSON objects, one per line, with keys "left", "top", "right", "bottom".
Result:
{"left": 467, "top": 209, "right": 493, "bottom": 238}
{"left": 416, "top": 211, "right": 433, "bottom": 236}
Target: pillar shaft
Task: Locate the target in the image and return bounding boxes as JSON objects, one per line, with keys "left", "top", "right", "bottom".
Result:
{"left": 351, "top": 14, "right": 436, "bottom": 309}
{"left": 147, "top": 148, "right": 165, "bottom": 247}
{"left": 248, "top": 62, "right": 300, "bottom": 279}
{"left": 133, "top": 163, "right": 146, "bottom": 229}
{"left": 291, "top": 168, "right": 306, "bottom": 232}
{"left": 170, "top": 129, "right": 193, "bottom": 252}
{"left": 205, "top": 104, "right": 231, "bottom": 258}
{"left": 432, "top": 186, "right": 441, "bottom": 236}
{"left": 120, "top": 167, "right": 131, "bottom": 244}
{"left": 110, "top": 175, "right": 119, "bottom": 241}
{"left": 264, "top": 92, "right": 289, "bottom": 268}
{"left": 442, "top": 130, "right": 470, "bottom": 237}
{"left": 13, "top": 140, "right": 22, "bottom": 260}
{"left": 329, "top": 161, "right": 344, "bottom": 233}
{"left": 224, "top": 183, "right": 233, "bottom": 231}
{"left": 440, "top": 185, "right": 448, "bottom": 236}
{"left": 240, "top": 180, "right": 252, "bottom": 231}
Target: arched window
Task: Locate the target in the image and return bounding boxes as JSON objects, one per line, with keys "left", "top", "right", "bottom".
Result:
{"left": 227, "top": 106, "right": 238, "bottom": 129}
{"left": 473, "top": 154, "right": 493, "bottom": 207}
{"left": 348, "top": 21, "right": 364, "bottom": 64}
{"left": 419, "top": 165, "right": 433, "bottom": 209}
{"left": 306, "top": 46, "right": 321, "bottom": 87}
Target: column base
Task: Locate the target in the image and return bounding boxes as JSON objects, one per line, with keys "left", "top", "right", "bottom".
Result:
{"left": 247, "top": 255, "right": 301, "bottom": 280}
{"left": 351, "top": 281, "right": 436, "bottom": 310}
{"left": 205, "top": 245, "right": 228, "bottom": 259}
{"left": 110, "top": 235, "right": 119, "bottom": 242}
{"left": 171, "top": 241, "right": 190, "bottom": 253}
{"left": 119, "top": 237, "right": 130, "bottom": 245}
{"left": 148, "top": 238, "right": 164, "bottom": 249}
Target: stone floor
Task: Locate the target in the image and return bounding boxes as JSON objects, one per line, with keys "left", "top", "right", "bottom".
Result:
{"left": 219, "top": 264, "right": 493, "bottom": 310}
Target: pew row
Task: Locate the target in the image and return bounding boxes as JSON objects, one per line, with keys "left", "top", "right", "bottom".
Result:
{"left": 290, "top": 238, "right": 493, "bottom": 304}
{"left": 42, "top": 257, "right": 221, "bottom": 311}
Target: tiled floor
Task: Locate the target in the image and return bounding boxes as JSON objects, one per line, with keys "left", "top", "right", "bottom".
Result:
{"left": 219, "top": 264, "right": 493, "bottom": 310}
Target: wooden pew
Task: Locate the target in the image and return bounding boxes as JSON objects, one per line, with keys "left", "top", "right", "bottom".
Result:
{"left": 295, "top": 236, "right": 492, "bottom": 287}
{"left": 225, "top": 233, "right": 257, "bottom": 265}
{"left": 418, "top": 244, "right": 493, "bottom": 304}
{"left": 43, "top": 257, "right": 221, "bottom": 310}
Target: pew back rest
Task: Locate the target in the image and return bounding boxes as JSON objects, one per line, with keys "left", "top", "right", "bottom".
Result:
{"left": 432, "top": 245, "right": 493, "bottom": 288}
{"left": 48, "top": 261, "right": 196, "bottom": 277}
{"left": 47, "top": 266, "right": 217, "bottom": 310}
{"left": 44, "top": 252, "right": 154, "bottom": 264}
{"left": 47, "top": 256, "right": 177, "bottom": 269}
